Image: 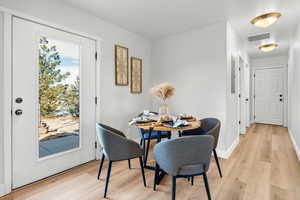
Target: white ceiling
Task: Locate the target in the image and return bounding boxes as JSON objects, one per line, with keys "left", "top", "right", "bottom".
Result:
{"left": 61, "top": 0, "right": 300, "bottom": 58}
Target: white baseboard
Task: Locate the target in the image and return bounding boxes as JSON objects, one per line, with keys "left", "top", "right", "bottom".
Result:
{"left": 0, "top": 184, "right": 6, "bottom": 197}
{"left": 288, "top": 129, "right": 300, "bottom": 161}
{"left": 217, "top": 137, "right": 239, "bottom": 159}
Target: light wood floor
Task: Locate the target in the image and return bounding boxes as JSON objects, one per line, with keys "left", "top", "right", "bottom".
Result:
{"left": 1, "top": 124, "right": 300, "bottom": 200}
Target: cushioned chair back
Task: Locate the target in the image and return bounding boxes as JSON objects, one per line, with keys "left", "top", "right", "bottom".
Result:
{"left": 96, "top": 123, "right": 126, "bottom": 160}
{"left": 200, "top": 118, "right": 221, "bottom": 149}
{"left": 153, "top": 135, "right": 214, "bottom": 176}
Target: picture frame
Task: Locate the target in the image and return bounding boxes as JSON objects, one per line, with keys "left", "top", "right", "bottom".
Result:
{"left": 115, "top": 45, "right": 129, "bottom": 85}
{"left": 130, "top": 57, "right": 142, "bottom": 94}
{"left": 231, "top": 55, "right": 236, "bottom": 93}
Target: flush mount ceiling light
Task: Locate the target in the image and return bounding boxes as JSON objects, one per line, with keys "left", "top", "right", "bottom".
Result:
{"left": 259, "top": 43, "right": 278, "bottom": 52}
{"left": 251, "top": 12, "right": 281, "bottom": 28}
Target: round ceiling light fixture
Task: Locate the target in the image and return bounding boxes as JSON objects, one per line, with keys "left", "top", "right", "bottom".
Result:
{"left": 251, "top": 12, "right": 281, "bottom": 28}
{"left": 258, "top": 43, "right": 278, "bottom": 52}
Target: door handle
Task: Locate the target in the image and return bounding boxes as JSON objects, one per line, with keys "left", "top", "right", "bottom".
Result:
{"left": 279, "top": 99, "right": 283, "bottom": 102}
{"left": 15, "top": 109, "right": 23, "bottom": 116}
{"left": 15, "top": 97, "right": 23, "bottom": 104}
{"left": 245, "top": 98, "right": 249, "bottom": 101}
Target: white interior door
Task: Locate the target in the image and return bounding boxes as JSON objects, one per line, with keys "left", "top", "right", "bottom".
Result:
{"left": 238, "top": 57, "right": 246, "bottom": 134}
{"left": 254, "top": 67, "right": 284, "bottom": 125}
{"left": 244, "top": 63, "right": 250, "bottom": 127}
{"left": 12, "top": 17, "right": 97, "bottom": 188}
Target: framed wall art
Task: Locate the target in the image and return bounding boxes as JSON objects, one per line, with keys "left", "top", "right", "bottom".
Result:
{"left": 130, "top": 57, "right": 142, "bottom": 93}
{"left": 115, "top": 45, "right": 129, "bottom": 85}
{"left": 231, "top": 55, "right": 236, "bottom": 94}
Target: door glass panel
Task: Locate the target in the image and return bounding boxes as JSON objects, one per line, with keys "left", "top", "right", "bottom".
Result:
{"left": 38, "top": 36, "right": 80, "bottom": 158}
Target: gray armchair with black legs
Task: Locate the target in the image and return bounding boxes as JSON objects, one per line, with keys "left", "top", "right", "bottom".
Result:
{"left": 180, "top": 118, "right": 222, "bottom": 178}
{"left": 153, "top": 135, "right": 215, "bottom": 200}
{"left": 96, "top": 123, "right": 147, "bottom": 198}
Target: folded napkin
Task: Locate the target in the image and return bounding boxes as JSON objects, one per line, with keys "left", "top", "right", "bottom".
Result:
{"left": 129, "top": 117, "right": 156, "bottom": 125}
{"left": 163, "top": 119, "right": 189, "bottom": 128}
{"left": 142, "top": 110, "right": 157, "bottom": 117}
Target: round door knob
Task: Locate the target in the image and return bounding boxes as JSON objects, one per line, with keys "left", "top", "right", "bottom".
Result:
{"left": 15, "top": 109, "right": 23, "bottom": 116}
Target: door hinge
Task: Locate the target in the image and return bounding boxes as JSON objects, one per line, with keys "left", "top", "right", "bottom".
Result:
{"left": 254, "top": 115, "right": 256, "bottom": 120}
{"left": 95, "top": 141, "right": 97, "bottom": 149}
{"left": 253, "top": 74, "right": 256, "bottom": 78}
{"left": 239, "top": 121, "right": 241, "bottom": 125}
{"left": 239, "top": 67, "right": 241, "bottom": 71}
{"left": 254, "top": 94, "right": 256, "bottom": 98}
{"left": 95, "top": 52, "right": 98, "bottom": 60}
{"left": 238, "top": 94, "right": 241, "bottom": 98}
{"left": 95, "top": 96, "right": 98, "bottom": 105}
{"left": 11, "top": 110, "right": 13, "bottom": 115}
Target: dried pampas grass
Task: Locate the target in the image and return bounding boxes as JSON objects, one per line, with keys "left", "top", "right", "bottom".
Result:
{"left": 151, "top": 83, "right": 176, "bottom": 100}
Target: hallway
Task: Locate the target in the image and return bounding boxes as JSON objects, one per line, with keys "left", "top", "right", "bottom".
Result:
{"left": 1, "top": 124, "right": 299, "bottom": 200}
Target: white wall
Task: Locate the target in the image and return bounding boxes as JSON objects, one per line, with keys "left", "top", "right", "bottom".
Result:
{"left": 251, "top": 55, "right": 288, "bottom": 68}
{"left": 288, "top": 22, "right": 300, "bottom": 160}
{"left": 0, "top": 11, "right": 4, "bottom": 186}
{"left": 226, "top": 22, "right": 249, "bottom": 153}
{"left": 0, "top": 0, "right": 151, "bottom": 190}
{"left": 250, "top": 55, "right": 288, "bottom": 125}
{"left": 151, "top": 22, "right": 228, "bottom": 153}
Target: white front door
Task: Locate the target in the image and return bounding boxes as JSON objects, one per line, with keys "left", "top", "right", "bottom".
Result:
{"left": 254, "top": 67, "right": 284, "bottom": 125}
{"left": 12, "top": 17, "right": 97, "bottom": 188}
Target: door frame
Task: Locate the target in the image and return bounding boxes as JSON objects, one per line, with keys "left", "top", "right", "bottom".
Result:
{"left": 1, "top": 7, "right": 102, "bottom": 196}
{"left": 237, "top": 56, "right": 249, "bottom": 135}
{"left": 251, "top": 65, "right": 288, "bottom": 126}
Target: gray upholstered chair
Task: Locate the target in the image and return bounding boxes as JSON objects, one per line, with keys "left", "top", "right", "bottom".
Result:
{"left": 180, "top": 118, "right": 222, "bottom": 178}
{"left": 96, "top": 123, "right": 146, "bottom": 198}
{"left": 153, "top": 135, "right": 214, "bottom": 200}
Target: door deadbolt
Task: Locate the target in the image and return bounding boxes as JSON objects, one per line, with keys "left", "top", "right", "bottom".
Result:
{"left": 15, "top": 109, "right": 23, "bottom": 116}
{"left": 15, "top": 97, "right": 23, "bottom": 104}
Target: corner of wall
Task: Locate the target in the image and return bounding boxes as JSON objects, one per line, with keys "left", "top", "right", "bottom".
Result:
{"left": 0, "top": 184, "right": 5, "bottom": 197}
{"left": 288, "top": 129, "right": 300, "bottom": 161}
{"left": 216, "top": 136, "right": 239, "bottom": 159}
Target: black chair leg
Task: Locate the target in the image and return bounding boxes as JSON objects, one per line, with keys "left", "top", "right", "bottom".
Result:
{"left": 213, "top": 149, "right": 223, "bottom": 178}
{"left": 203, "top": 172, "right": 212, "bottom": 200}
{"left": 144, "top": 139, "right": 150, "bottom": 166}
{"left": 128, "top": 159, "right": 131, "bottom": 169}
{"left": 178, "top": 131, "right": 182, "bottom": 137}
{"left": 172, "top": 176, "right": 176, "bottom": 200}
{"left": 97, "top": 153, "right": 105, "bottom": 180}
{"left": 139, "top": 138, "right": 143, "bottom": 146}
{"left": 141, "top": 138, "right": 145, "bottom": 160}
{"left": 104, "top": 161, "right": 112, "bottom": 198}
{"left": 191, "top": 176, "right": 194, "bottom": 186}
{"left": 153, "top": 163, "right": 159, "bottom": 191}
{"left": 139, "top": 157, "right": 147, "bottom": 187}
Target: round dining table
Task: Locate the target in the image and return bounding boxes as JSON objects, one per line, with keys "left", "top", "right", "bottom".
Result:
{"left": 130, "top": 119, "right": 202, "bottom": 184}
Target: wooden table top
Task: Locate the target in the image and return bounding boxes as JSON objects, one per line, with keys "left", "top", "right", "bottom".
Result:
{"left": 130, "top": 120, "right": 201, "bottom": 132}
